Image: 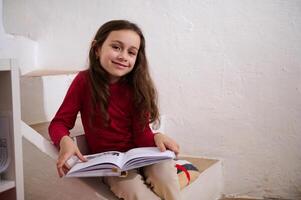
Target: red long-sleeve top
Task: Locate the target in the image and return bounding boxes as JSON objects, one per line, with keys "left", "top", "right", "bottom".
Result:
{"left": 48, "top": 70, "right": 155, "bottom": 154}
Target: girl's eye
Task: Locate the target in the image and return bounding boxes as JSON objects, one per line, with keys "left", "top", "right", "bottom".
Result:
{"left": 112, "top": 45, "right": 121, "bottom": 51}
{"left": 129, "top": 51, "right": 137, "bottom": 56}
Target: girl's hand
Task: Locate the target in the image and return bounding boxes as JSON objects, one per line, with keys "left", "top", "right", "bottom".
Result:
{"left": 154, "top": 133, "right": 180, "bottom": 155}
{"left": 56, "top": 135, "right": 87, "bottom": 177}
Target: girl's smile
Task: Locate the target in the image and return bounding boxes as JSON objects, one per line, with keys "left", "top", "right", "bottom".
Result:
{"left": 111, "top": 60, "right": 129, "bottom": 68}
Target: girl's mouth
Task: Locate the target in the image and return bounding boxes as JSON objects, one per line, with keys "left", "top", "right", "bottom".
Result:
{"left": 112, "top": 61, "right": 128, "bottom": 68}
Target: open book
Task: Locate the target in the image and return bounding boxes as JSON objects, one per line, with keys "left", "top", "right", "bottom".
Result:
{"left": 66, "top": 147, "right": 176, "bottom": 177}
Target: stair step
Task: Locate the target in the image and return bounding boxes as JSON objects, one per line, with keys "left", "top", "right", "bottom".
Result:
{"left": 22, "top": 69, "right": 80, "bottom": 77}
{"left": 23, "top": 137, "right": 118, "bottom": 200}
{"left": 29, "top": 117, "right": 84, "bottom": 141}
{"left": 221, "top": 199, "right": 260, "bottom": 200}
{"left": 21, "top": 72, "right": 77, "bottom": 124}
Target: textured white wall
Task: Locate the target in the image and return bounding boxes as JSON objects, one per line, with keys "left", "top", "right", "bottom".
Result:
{"left": 3, "top": 0, "right": 301, "bottom": 199}
{"left": 0, "top": 0, "right": 37, "bottom": 74}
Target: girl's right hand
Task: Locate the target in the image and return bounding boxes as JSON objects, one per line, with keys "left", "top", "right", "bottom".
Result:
{"left": 56, "top": 135, "right": 87, "bottom": 177}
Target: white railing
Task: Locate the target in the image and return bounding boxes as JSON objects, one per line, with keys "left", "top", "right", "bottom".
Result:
{"left": 21, "top": 121, "right": 58, "bottom": 160}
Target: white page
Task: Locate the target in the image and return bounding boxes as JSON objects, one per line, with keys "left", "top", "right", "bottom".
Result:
{"left": 121, "top": 147, "right": 175, "bottom": 169}
{"left": 67, "top": 168, "right": 120, "bottom": 177}
{"left": 67, "top": 151, "right": 124, "bottom": 175}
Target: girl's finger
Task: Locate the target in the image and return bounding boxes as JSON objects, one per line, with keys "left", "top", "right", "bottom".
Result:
{"left": 165, "top": 141, "right": 179, "bottom": 154}
{"left": 62, "top": 165, "right": 69, "bottom": 174}
{"left": 157, "top": 141, "right": 166, "bottom": 152}
{"left": 65, "top": 162, "right": 71, "bottom": 170}
{"left": 173, "top": 146, "right": 180, "bottom": 155}
{"left": 76, "top": 150, "right": 88, "bottom": 162}
{"left": 57, "top": 154, "right": 69, "bottom": 169}
{"left": 57, "top": 154, "right": 70, "bottom": 177}
{"left": 56, "top": 163, "right": 64, "bottom": 177}
{"left": 169, "top": 145, "right": 177, "bottom": 153}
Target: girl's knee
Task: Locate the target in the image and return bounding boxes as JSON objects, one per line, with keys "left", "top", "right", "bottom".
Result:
{"left": 144, "top": 160, "right": 181, "bottom": 200}
{"left": 145, "top": 160, "right": 178, "bottom": 184}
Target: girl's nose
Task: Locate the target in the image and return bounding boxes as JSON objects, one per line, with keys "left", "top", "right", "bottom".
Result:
{"left": 117, "top": 51, "right": 127, "bottom": 61}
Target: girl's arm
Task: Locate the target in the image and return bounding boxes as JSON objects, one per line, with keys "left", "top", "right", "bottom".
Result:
{"left": 132, "top": 122, "right": 156, "bottom": 147}
{"left": 48, "top": 72, "right": 85, "bottom": 146}
{"left": 48, "top": 71, "right": 87, "bottom": 176}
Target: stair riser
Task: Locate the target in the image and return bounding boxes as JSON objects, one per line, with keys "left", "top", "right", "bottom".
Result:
{"left": 181, "top": 160, "right": 223, "bottom": 200}
{"left": 21, "top": 74, "right": 75, "bottom": 124}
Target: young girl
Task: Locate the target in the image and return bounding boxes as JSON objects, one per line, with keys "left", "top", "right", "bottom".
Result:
{"left": 49, "top": 20, "right": 181, "bottom": 200}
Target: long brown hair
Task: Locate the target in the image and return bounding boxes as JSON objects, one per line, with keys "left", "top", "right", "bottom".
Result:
{"left": 88, "top": 20, "right": 159, "bottom": 126}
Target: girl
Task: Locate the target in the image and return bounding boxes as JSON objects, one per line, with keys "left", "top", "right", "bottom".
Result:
{"left": 49, "top": 20, "right": 181, "bottom": 200}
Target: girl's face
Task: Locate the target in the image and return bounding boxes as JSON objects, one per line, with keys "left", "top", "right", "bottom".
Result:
{"left": 96, "top": 30, "right": 140, "bottom": 83}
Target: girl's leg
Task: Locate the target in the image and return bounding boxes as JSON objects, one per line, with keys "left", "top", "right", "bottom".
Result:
{"left": 143, "top": 159, "right": 181, "bottom": 200}
{"left": 103, "top": 169, "right": 161, "bottom": 200}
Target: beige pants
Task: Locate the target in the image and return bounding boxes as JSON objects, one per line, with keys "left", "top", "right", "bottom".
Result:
{"left": 104, "top": 159, "right": 181, "bottom": 200}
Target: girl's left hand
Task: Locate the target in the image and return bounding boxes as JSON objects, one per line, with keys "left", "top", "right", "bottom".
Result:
{"left": 154, "top": 133, "right": 180, "bottom": 155}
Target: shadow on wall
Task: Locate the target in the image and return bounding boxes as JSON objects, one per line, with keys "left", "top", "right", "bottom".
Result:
{"left": 20, "top": 76, "right": 47, "bottom": 125}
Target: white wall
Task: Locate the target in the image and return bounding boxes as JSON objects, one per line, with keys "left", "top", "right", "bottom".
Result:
{"left": 3, "top": 0, "right": 301, "bottom": 199}
{"left": 0, "top": 0, "right": 37, "bottom": 74}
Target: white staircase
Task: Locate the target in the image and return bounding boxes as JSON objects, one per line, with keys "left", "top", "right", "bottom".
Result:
{"left": 20, "top": 72, "right": 224, "bottom": 200}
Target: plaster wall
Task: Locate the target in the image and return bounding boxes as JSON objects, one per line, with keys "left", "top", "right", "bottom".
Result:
{"left": 0, "top": 0, "right": 37, "bottom": 74}
{"left": 2, "top": 0, "right": 301, "bottom": 199}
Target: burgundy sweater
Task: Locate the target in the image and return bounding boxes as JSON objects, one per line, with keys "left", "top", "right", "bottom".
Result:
{"left": 48, "top": 70, "right": 155, "bottom": 154}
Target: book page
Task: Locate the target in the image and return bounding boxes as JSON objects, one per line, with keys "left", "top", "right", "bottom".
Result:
{"left": 67, "top": 151, "right": 124, "bottom": 175}
{"left": 67, "top": 168, "right": 121, "bottom": 177}
{"left": 121, "top": 147, "right": 175, "bottom": 170}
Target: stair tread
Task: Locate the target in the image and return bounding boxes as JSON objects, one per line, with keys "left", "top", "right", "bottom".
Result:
{"left": 30, "top": 117, "right": 84, "bottom": 140}
{"left": 221, "top": 199, "right": 260, "bottom": 200}
{"left": 22, "top": 69, "right": 80, "bottom": 77}
{"left": 179, "top": 156, "right": 218, "bottom": 173}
